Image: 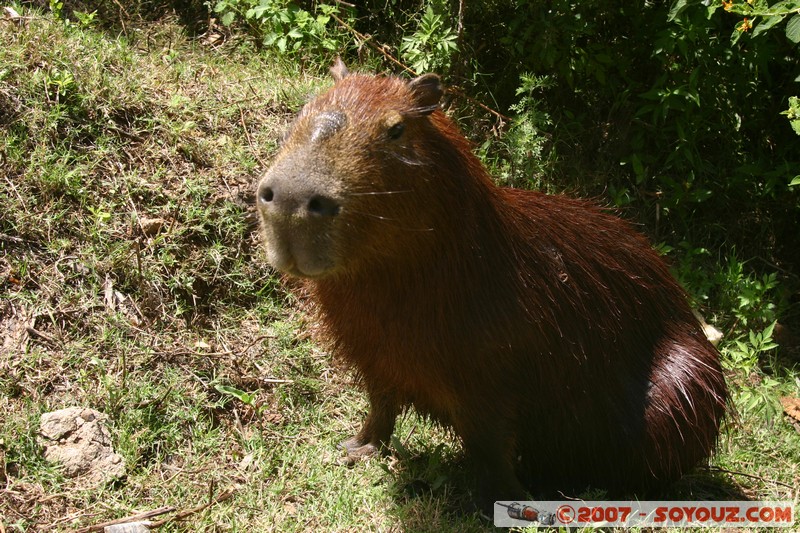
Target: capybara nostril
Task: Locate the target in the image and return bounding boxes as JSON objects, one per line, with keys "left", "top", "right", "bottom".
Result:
{"left": 307, "top": 194, "right": 340, "bottom": 217}
{"left": 258, "top": 182, "right": 274, "bottom": 205}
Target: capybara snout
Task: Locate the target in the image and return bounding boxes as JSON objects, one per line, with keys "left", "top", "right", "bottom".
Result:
{"left": 257, "top": 173, "right": 341, "bottom": 219}
{"left": 256, "top": 169, "right": 342, "bottom": 277}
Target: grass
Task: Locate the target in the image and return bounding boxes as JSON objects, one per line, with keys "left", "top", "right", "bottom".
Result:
{"left": 1, "top": 5, "right": 799, "bottom": 532}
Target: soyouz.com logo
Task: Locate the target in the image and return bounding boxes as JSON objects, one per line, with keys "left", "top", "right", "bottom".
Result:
{"left": 493, "top": 501, "right": 795, "bottom": 528}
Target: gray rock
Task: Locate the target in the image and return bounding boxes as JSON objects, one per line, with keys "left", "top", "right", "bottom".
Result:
{"left": 39, "top": 407, "right": 126, "bottom": 486}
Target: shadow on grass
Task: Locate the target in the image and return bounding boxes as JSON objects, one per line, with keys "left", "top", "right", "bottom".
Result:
{"left": 378, "top": 441, "right": 750, "bottom": 532}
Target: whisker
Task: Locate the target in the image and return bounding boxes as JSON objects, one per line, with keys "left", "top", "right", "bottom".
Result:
{"left": 347, "top": 189, "right": 413, "bottom": 197}
{"left": 347, "top": 209, "right": 434, "bottom": 232}
{"left": 374, "top": 148, "right": 427, "bottom": 166}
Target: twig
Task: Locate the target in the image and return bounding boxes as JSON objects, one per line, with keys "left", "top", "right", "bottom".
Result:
{"left": 25, "top": 327, "right": 59, "bottom": 347}
{"left": 447, "top": 84, "right": 512, "bottom": 123}
{"left": 330, "top": 13, "right": 511, "bottom": 123}
{"left": 3, "top": 176, "right": 29, "bottom": 215}
{"left": 331, "top": 13, "right": 416, "bottom": 76}
{"left": 149, "top": 489, "right": 236, "bottom": 527}
{"left": 709, "top": 465, "right": 795, "bottom": 490}
{"left": 155, "top": 333, "right": 276, "bottom": 359}
{"left": 74, "top": 506, "right": 176, "bottom": 533}
{"left": 240, "top": 106, "right": 268, "bottom": 166}
{"left": 109, "top": 0, "right": 129, "bottom": 36}
{"left": 107, "top": 124, "right": 145, "bottom": 143}
{"left": 0, "top": 233, "right": 26, "bottom": 244}
{"left": 133, "top": 386, "right": 173, "bottom": 410}
{"left": 754, "top": 255, "right": 797, "bottom": 278}
{"left": 2, "top": 6, "right": 34, "bottom": 24}
{"left": 51, "top": 510, "right": 104, "bottom": 528}
{"left": 166, "top": 197, "right": 183, "bottom": 236}
{"left": 456, "top": 0, "right": 465, "bottom": 46}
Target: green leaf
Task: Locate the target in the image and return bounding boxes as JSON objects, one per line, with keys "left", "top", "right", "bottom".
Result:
{"left": 769, "top": 0, "right": 800, "bottom": 14}
{"left": 631, "top": 153, "right": 645, "bottom": 183}
{"left": 735, "top": 340, "right": 750, "bottom": 353}
{"left": 253, "top": 5, "right": 271, "bottom": 18}
{"left": 390, "top": 435, "right": 412, "bottom": 460}
{"left": 668, "top": 0, "right": 689, "bottom": 21}
{"left": 730, "top": 26, "right": 745, "bottom": 45}
{"left": 752, "top": 14, "right": 785, "bottom": 37}
{"left": 786, "top": 14, "right": 800, "bottom": 42}
{"left": 221, "top": 11, "right": 235, "bottom": 26}
{"left": 752, "top": 0, "right": 770, "bottom": 10}
{"left": 431, "top": 473, "right": 449, "bottom": 491}
{"left": 263, "top": 32, "right": 279, "bottom": 45}
{"left": 789, "top": 176, "right": 800, "bottom": 187}
{"left": 762, "top": 320, "right": 776, "bottom": 340}
{"left": 215, "top": 384, "right": 253, "bottom": 404}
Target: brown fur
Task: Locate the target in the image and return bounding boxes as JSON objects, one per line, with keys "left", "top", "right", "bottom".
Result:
{"left": 256, "top": 65, "right": 727, "bottom": 511}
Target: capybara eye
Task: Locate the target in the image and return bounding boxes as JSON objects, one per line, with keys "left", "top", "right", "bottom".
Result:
{"left": 387, "top": 122, "right": 405, "bottom": 140}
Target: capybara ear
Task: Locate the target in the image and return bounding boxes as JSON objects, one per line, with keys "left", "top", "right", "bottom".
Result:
{"left": 408, "top": 73, "right": 443, "bottom": 115}
{"left": 330, "top": 57, "right": 350, "bottom": 82}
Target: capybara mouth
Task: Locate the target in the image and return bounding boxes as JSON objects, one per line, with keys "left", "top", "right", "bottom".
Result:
{"left": 260, "top": 225, "right": 337, "bottom": 279}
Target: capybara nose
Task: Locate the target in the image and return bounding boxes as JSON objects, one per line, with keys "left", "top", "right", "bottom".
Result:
{"left": 306, "top": 194, "right": 341, "bottom": 217}
{"left": 257, "top": 181, "right": 275, "bottom": 205}
{"left": 257, "top": 180, "right": 340, "bottom": 218}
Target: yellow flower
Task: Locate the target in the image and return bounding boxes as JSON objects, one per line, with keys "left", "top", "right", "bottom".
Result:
{"left": 723, "top": 0, "right": 733, "bottom": 10}
{"left": 737, "top": 17, "right": 752, "bottom": 32}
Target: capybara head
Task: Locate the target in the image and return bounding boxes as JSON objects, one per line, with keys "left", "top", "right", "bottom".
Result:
{"left": 256, "top": 62, "right": 446, "bottom": 278}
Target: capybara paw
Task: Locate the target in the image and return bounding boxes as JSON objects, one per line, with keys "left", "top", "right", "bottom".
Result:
{"left": 338, "top": 437, "right": 379, "bottom": 465}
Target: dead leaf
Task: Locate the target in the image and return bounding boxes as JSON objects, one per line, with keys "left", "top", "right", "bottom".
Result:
{"left": 262, "top": 412, "right": 284, "bottom": 424}
{"left": 238, "top": 451, "right": 255, "bottom": 472}
{"left": 139, "top": 217, "right": 166, "bottom": 237}
{"left": 104, "top": 274, "right": 116, "bottom": 311}
{"left": 780, "top": 396, "right": 800, "bottom": 424}
{"left": 3, "top": 6, "right": 22, "bottom": 23}
{"left": 193, "top": 339, "right": 211, "bottom": 350}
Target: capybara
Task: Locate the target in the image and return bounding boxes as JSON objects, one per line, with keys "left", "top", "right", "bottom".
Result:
{"left": 255, "top": 60, "right": 728, "bottom": 512}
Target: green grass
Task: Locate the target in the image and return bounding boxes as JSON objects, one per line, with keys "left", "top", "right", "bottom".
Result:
{"left": 1, "top": 6, "right": 798, "bottom": 532}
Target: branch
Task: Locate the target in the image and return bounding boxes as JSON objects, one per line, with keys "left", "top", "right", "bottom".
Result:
{"left": 74, "top": 507, "right": 175, "bottom": 533}
{"left": 330, "top": 12, "right": 511, "bottom": 123}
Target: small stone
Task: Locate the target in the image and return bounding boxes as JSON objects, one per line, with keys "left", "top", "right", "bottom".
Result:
{"left": 39, "top": 407, "right": 126, "bottom": 487}
{"left": 105, "top": 523, "right": 152, "bottom": 532}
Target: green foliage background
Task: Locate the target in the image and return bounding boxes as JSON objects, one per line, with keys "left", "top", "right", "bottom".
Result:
{"left": 202, "top": 0, "right": 800, "bottom": 271}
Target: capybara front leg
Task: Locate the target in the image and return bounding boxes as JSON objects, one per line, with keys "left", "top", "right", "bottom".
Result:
{"left": 340, "top": 391, "right": 399, "bottom": 464}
